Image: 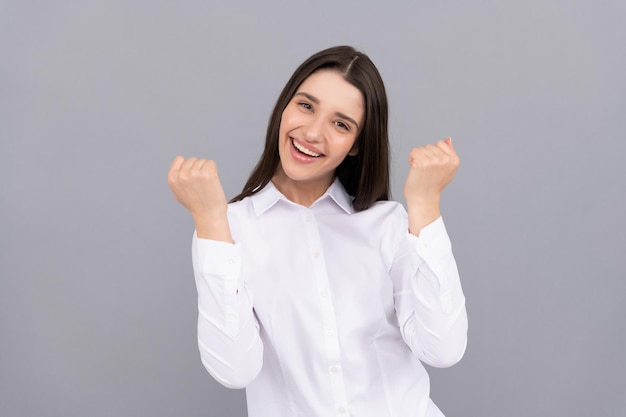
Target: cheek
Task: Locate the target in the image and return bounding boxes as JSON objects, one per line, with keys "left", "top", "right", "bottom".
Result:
{"left": 279, "top": 108, "right": 298, "bottom": 131}
{"left": 338, "top": 135, "right": 358, "bottom": 153}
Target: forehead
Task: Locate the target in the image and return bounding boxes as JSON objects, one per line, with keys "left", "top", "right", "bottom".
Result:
{"left": 296, "top": 70, "right": 364, "bottom": 113}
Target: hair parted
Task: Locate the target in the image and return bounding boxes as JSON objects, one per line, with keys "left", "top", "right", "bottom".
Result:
{"left": 230, "top": 45, "right": 390, "bottom": 211}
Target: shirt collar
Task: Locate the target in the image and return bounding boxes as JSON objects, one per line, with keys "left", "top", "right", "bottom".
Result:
{"left": 250, "top": 178, "right": 355, "bottom": 216}
{"left": 324, "top": 178, "right": 355, "bottom": 214}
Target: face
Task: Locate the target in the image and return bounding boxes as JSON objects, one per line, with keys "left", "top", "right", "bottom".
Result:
{"left": 275, "top": 70, "right": 365, "bottom": 195}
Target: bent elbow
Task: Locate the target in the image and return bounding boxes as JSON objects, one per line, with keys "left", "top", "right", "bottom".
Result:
{"left": 423, "top": 336, "right": 467, "bottom": 368}
{"left": 197, "top": 333, "right": 264, "bottom": 389}
{"left": 200, "top": 355, "right": 262, "bottom": 389}
{"left": 427, "top": 351, "right": 465, "bottom": 368}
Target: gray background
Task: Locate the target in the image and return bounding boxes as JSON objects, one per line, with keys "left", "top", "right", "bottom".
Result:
{"left": 1, "top": 1, "right": 625, "bottom": 416}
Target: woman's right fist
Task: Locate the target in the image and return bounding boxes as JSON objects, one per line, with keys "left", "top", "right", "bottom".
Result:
{"left": 167, "top": 156, "right": 228, "bottom": 220}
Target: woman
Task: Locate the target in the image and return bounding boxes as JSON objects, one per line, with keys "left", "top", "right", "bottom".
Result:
{"left": 168, "top": 45, "right": 467, "bottom": 417}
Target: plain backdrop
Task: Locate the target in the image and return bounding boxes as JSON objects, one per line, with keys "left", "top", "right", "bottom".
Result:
{"left": 2, "top": 1, "right": 625, "bottom": 416}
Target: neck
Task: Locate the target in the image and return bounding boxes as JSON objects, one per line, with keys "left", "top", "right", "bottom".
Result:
{"left": 271, "top": 167, "right": 333, "bottom": 207}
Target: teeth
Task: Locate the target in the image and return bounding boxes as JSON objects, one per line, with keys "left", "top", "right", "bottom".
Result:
{"left": 293, "top": 139, "right": 321, "bottom": 157}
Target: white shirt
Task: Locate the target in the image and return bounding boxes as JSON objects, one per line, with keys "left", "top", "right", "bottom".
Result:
{"left": 191, "top": 179, "right": 467, "bottom": 417}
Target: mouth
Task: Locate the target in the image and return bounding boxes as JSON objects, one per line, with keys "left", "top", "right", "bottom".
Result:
{"left": 291, "top": 138, "right": 323, "bottom": 158}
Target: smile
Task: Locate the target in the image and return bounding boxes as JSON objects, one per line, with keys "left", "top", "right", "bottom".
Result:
{"left": 292, "top": 138, "right": 322, "bottom": 158}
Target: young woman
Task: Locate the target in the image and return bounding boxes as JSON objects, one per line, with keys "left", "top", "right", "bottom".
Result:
{"left": 168, "top": 46, "right": 468, "bottom": 417}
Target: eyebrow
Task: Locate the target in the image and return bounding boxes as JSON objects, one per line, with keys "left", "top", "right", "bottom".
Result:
{"left": 294, "top": 92, "right": 360, "bottom": 129}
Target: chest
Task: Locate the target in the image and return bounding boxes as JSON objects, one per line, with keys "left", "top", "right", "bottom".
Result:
{"left": 236, "top": 210, "right": 396, "bottom": 338}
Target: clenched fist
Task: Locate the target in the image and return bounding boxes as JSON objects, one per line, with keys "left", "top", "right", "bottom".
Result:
{"left": 404, "top": 137, "right": 460, "bottom": 235}
{"left": 168, "top": 156, "right": 232, "bottom": 242}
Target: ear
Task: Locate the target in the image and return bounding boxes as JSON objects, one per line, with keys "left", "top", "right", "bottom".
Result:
{"left": 348, "top": 146, "right": 359, "bottom": 156}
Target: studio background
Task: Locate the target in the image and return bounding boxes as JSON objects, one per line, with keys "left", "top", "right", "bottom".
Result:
{"left": 2, "top": 1, "right": 625, "bottom": 416}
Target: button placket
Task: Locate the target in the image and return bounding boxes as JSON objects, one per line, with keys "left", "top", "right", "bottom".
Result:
{"left": 302, "top": 208, "right": 350, "bottom": 415}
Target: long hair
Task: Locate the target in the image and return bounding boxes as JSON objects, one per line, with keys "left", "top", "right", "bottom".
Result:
{"left": 230, "top": 46, "right": 390, "bottom": 211}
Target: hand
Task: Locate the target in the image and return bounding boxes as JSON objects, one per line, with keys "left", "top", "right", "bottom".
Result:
{"left": 168, "top": 156, "right": 231, "bottom": 241}
{"left": 404, "top": 137, "right": 460, "bottom": 204}
{"left": 404, "top": 138, "right": 459, "bottom": 235}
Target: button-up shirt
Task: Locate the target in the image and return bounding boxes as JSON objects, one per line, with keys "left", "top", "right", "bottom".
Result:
{"left": 192, "top": 179, "right": 467, "bottom": 417}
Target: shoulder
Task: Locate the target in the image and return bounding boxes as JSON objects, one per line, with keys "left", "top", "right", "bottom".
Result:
{"left": 351, "top": 200, "right": 409, "bottom": 239}
{"left": 359, "top": 200, "right": 407, "bottom": 222}
{"left": 351, "top": 200, "right": 410, "bottom": 254}
{"left": 226, "top": 197, "right": 255, "bottom": 222}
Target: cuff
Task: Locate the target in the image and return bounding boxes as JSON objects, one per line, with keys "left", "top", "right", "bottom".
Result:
{"left": 194, "top": 233, "right": 242, "bottom": 277}
{"left": 192, "top": 233, "right": 243, "bottom": 337}
{"left": 407, "top": 217, "right": 456, "bottom": 313}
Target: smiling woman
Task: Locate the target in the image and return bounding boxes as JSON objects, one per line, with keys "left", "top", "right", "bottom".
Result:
{"left": 167, "top": 45, "right": 467, "bottom": 417}
{"left": 230, "top": 46, "right": 393, "bottom": 213}
{"left": 273, "top": 70, "right": 363, "bottom": 206}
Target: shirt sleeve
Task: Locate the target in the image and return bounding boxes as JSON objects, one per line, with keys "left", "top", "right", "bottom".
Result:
{"left": 191, "top": 232, "right": 263, "bottom": 388}
{"left": 389, "top": 217, "right": 468, "bottom": 368}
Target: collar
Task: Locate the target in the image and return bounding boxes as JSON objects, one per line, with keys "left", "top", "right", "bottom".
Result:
{"left": 250, "top": 178, "right": 355, "bottom": 216}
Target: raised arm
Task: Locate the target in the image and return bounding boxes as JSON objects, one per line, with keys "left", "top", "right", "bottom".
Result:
{"left": 394, "top": 138, "right": 467, "bottom": 367}
{"left": 168, "top": 156, "right": 263, "bottom": 388}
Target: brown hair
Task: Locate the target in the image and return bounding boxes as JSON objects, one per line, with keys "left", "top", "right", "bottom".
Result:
{"left": 230, "top": 45, "right": 390, "bottom": 211}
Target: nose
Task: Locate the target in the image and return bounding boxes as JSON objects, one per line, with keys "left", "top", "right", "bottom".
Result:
{"left": 302, "top": 114, "right": 325, "bottom": 142}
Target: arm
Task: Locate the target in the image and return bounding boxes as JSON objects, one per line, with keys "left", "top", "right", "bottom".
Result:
{"left": 168, "top": 156, "right": 263, "bottom": 387}
{"left": 394, "top": 138, "right": 467, "bottom": 367}
{"left": 391, "top": 218, "right": 467, "bottom": 368}
{"left": 192, "top": 235, "right": 263, "bottom": 388}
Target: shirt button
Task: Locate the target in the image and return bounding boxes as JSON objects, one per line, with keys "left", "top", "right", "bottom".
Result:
{"left": 227, "top": 257, "right": 237, "bottom": 264}
{"left": 325, "top": 329, "right": 335, "bottom": 336}
{"left": 320, "top": 290, "right": 329, "bottom": 299}
{"left": 338, "top": 406, "right": 347, "bottom": 414}
{"left": 329, "top": 366, "right": 339, "bottom": 373}
{"left": 305, "top": 214, "right": 313, "bottom": 222}
{"left": 313, "top": 250, "right": 320, "bottom": 258}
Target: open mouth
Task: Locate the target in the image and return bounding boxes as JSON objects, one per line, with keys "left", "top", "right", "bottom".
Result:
{"left": 292, "top": 138, "right": 322, "bottom": 158}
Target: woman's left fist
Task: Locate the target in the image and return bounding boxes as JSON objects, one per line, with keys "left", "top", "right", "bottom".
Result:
{"left": 403, "top": 137, "right": 460, "bottom": 203}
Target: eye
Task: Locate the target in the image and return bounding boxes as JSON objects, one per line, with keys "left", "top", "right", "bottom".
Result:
{"left": 298, "top": 102, "right": 312, "bottom": 110}
{"left": 335, "top": 120, "right": 350, "bottom": 131}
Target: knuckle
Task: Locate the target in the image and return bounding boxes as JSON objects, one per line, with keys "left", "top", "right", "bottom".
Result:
{"left": 167, "top": 170, "right": 180, "bottom": 184}
{"left": 179, "top": 170, "right": 192, "bottom": 182}
{"left": 204, "top": 160, "right": 218, "bottom": 176}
